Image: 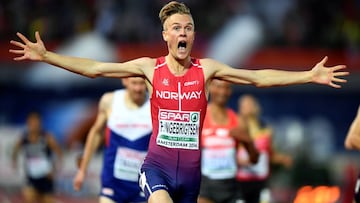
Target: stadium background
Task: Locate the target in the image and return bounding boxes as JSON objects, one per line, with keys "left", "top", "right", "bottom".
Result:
{"left": 0, "top": 0, "right": 359, "bottom": 202}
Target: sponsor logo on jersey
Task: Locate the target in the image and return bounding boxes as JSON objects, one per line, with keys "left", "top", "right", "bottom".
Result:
{"left": 184, "top": 80, "right": 199, "bottom": 86}
{"left": 162, "top": 78, "right": 169, "bottom": 86}
{"left": 159, "top": 111, "right": 196, "bottom": 122}
{"left": 155, "top": 90, "right": 202, "bottom": 100}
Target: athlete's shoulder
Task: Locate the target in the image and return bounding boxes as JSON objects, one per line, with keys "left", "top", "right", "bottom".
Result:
{"left": 101, "top": 91, "right": 115, "bottom": 102}
{"left": 227, "top": 108, "right": 237, "bottom": 118}
{"left": 99, "top": 91, "right": 115, "bottom": 110}
{"left": 134, "top": 57, "right": 157, "bottom": 64}
{"left": 130, "top": 57, "right": 157, "bottom": 71}
{"left": 153, "top": 56, "right": 174, "bottom": 69}
{"left": 260, "top": 127, "right": 273, "bottom": 138}
{"left": 198, "top": 58, "right": 225, "bottom": 69}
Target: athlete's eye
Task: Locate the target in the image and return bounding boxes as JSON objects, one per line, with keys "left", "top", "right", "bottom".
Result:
{"left": 173, "top": 26, "right": 181, "bottom": 31}
{"left": 185, "top": 26, "right": 193, "bottom": 32}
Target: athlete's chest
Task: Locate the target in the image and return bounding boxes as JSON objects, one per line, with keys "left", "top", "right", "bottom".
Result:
{"left": 153, "top": 68, "right": 206, "bottom": 108}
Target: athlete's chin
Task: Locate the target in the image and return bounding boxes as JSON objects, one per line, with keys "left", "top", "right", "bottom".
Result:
{"left": 175, "top": 52, "right": 190, "bottom": 61}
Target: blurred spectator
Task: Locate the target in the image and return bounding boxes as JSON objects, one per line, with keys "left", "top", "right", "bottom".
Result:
{"left": 0, "top": 0, "right": 358, "bottom": 48}
{"left": 206, "top": 0, "right": 263, "bottom": 67}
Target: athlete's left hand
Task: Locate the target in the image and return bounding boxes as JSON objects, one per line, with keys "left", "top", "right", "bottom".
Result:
{"left": 311, "top": 56, "right": 348, "bottom": 88}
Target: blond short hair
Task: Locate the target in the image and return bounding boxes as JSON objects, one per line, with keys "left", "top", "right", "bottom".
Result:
{"left": 159, "top": 1, "right": 192, "bottom": 28}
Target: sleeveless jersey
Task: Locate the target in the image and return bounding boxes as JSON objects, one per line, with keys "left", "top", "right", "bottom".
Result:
{"left": 236, "top": 132, "right": 271, "bottom": 181}
{"left": 21, "top": 132, "right": 53, "bottom": 179}
{"left": 201, "top": 107, "right": 239, "bottom": 180}
{"left": 103, "top": 89, "right": 152, "bottom": 183}
{"left": 143, "top": 57, "right": 207, "bottom": 171}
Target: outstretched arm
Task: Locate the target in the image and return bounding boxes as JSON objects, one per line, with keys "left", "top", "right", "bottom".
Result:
{"left": 345, "top": 106, "right": 360, "bottom": 150}
{"left": 202, "top": 57, "right": 348, "bottom": 88}
{"left": 73, "top": 93, "right": 110, "bottom": 191}
{"left": 10, "top": 32, "right": 155, "bottom": 79}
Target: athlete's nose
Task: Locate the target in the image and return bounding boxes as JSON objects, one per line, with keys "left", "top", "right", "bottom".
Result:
{"left": 180, "top": 28, "right": 187, "bottom": 36}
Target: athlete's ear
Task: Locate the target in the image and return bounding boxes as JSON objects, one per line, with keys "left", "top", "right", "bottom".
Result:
{"left": 162, "top": 30, "right": 168, "bottom": 42}
{"left": 121, "top": 78, "right": 128, "bottom": 87}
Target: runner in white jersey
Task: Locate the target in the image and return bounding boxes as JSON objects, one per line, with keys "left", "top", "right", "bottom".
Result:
{"left": 10, "top": 2, "right": 348, "bottom": 202}
{"left": 73, "top": 77, "right": 152, "bottom": 203}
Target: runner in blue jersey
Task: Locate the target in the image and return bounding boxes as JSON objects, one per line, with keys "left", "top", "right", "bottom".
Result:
{"left": 73, "top": 77, "right": 152, "bottom": 203}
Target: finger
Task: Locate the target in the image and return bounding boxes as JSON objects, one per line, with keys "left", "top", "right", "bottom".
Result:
{"left": 332, "top": 77, "right": 347, "bottom": 83}
{"left": 318, "top": 56, "right": 328, "bottom": 65}
{"left": 329, "top": 82, "right": 341, "bottom": 89}
{"left": 333, "top": 72, "right": 349, "bottom": 77}
{"left": 331, "top": 65, "right": 347, "bottom": 71}
{"left": 9, "top": 49, "right": 24, "bottom": 54}
{"left": 16, "top": 32, "right": 30, "bottom": 44}
{"left": 10, "top": 40, "right": 26, "bottom": 48}
{"left": 35, "top": 31, "right": 42, "bottom": 43}
{"left": 14, "top": 56, "right": 27, "bottom": 61}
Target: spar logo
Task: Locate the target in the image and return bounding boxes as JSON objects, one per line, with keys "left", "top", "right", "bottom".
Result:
{"left": 190, "top": 112, "right": 199, "bottom": 122}
{"left": 159, "top": 110, "right": 199, "bottom": 123}
{"left": 156, "top": 90, "right": 202, "bottom": 100}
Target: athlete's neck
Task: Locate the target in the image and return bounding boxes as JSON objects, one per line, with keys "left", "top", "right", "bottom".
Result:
{"left": 209, "top": 103, "right": 228, "bottom": 125}
{"left": 28, "top": 131, "right": 41, "bottom": 142}
{"left": 165, "top": 55, "right": 191, "bottom": 76}
{"left": 124, "top": 92, "right": 145, "bottom": 110}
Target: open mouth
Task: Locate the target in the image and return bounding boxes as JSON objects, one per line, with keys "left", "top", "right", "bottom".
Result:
{"left": 178, "top": 41, "right": 187, "bottom": 51}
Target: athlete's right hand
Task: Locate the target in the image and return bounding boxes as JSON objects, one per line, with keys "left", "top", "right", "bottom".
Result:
{"left": 73, "top": 170, "right": 85, "bottom": 191}
{"left": 9, "top": 31, "right": 47, "bottom": 61}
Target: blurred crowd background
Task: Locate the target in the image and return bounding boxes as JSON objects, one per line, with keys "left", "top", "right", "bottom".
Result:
{"left": 0, "top": 0, "right": 359, "bottom": 202}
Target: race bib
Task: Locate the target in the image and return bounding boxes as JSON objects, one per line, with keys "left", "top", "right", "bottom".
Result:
{"left": 114, "top": 147, "right": 146, "bottom": 181}
{"left": 157, "top": 109, "right": 200, "bottom": 150}
{"left": 26, "top": 157, "right": 52, "bottom": 178}
{"left": 202, "top": 148, "right": 237, "bottom": 179}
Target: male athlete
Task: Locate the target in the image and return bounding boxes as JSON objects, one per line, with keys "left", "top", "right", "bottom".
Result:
{"left": 198, "top": 79, "right": 258, "bottom": 203}
{"left": 345, "top": 105, "right": 360, "bottom": 203}
{"left": 12, "top": 112, "right": 63, "bottom": 203}
{"left": 10, "top": 1, "right": 348, "bottom": 202}
{"left": 73, "top": 77, "right": 152, "bottom": 203}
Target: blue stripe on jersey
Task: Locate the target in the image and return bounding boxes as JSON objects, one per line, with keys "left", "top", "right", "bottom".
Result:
{"left": 101, "top": 128, "right": 151, "bottom": 184}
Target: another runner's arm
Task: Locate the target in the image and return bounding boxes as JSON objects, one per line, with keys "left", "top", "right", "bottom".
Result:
{"left": 229, "top": 118, "right": 259, "bottom": 164}
{"left": 11, "top": 139, "right": 23, "bottom": 169}
{"left": 270, "top": 150, "right": 292, "bottom": 168}
{"left": 345, "top": 106, "right": 360, "bottom": 150}
{"left": 268, "top": 134, "right": 292, "bottom": 168}
{"left": 202, "top": 57, "right": 348, "bottom": 88}
{"left": 46, "top": 133, "right": 63, "bottom": 168}
{"left": 73, "top": 93, "right": 110, "bottom": 191}
{"left": 9, "top": 32, "right": 154, "bottom": 78}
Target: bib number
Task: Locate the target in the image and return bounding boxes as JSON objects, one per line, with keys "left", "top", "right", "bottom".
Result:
{"left": 202, "top": 148, "right": 237, "bottom": 179}
{"left": 157, "top": 109, "right": 200, "bottom": 150}
{"left": 114, "top": 147, "right": 146, "bottom": 181}
{"left": 27, "top": 157, "right": 52, "bottom": 178}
